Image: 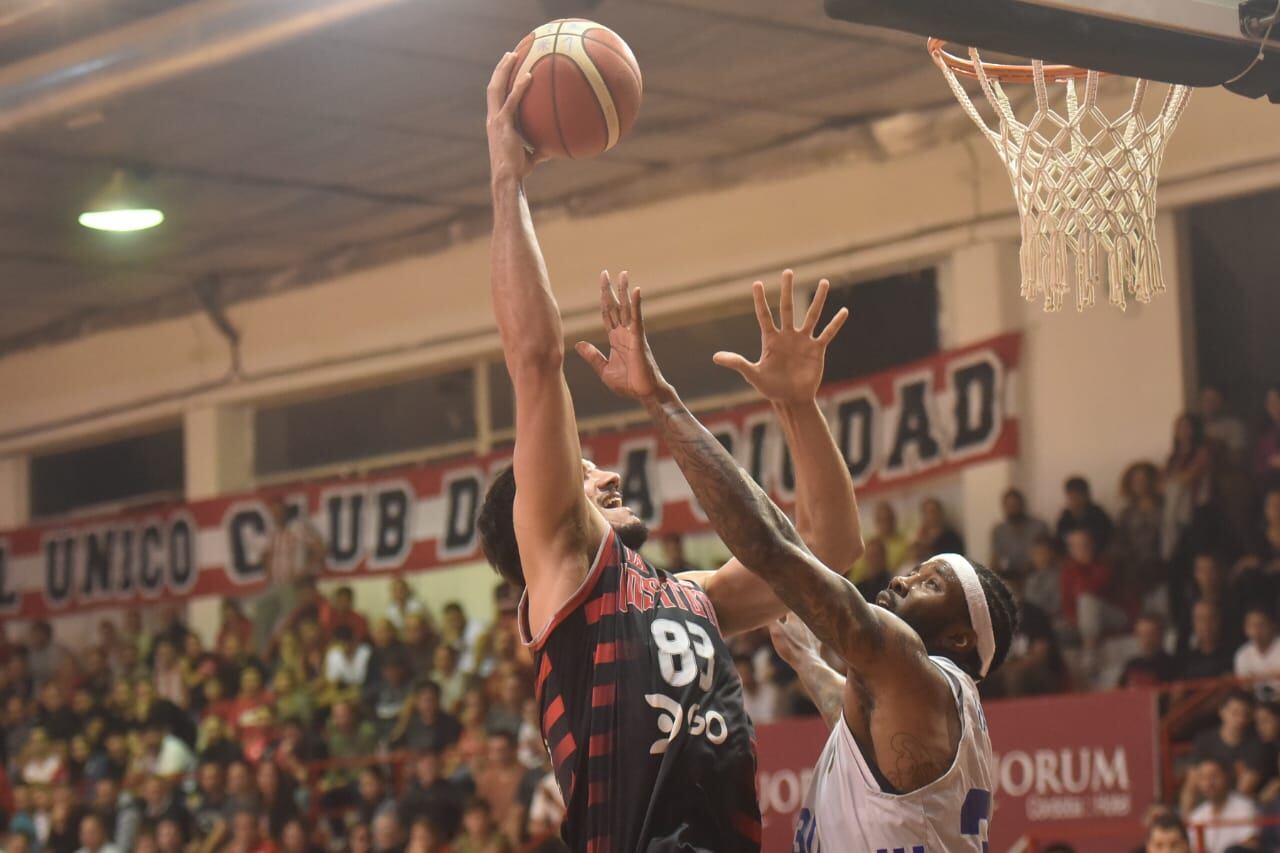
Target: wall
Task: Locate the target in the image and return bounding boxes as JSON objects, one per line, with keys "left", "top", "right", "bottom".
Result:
{"left": 3, "top": 85, "right": 1280, "bottom": 626}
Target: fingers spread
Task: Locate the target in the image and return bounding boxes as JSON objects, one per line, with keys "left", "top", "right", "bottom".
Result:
{"left": 779, "top": 269, "right": 795, "bottom": 330}
{"left": 817, "top": 306, "right": 850, "bottom": 345}
{"left": 502, "top": 71, "right": 535, "bottom": 118}
{"left": 617, "top": 271, "right": 632, "bottom": 327}
{"left": 751, "top": 280, "right": 777, "bottom": 334}
{"left": 629, "top": 284, "right": 645, "bottom": 332}
{"left": 599, "top": 270, "right": 620, "bottom": 330}
{"left": 712, "top": 351, "right": 753, "bottom": 375}
{"left": 803, "top": 279, "right": 830, "bottom": 334}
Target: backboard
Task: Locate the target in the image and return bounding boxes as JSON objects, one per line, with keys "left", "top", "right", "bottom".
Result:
{"left": 826, "top": 0, "right": 1280, "bottom": 100}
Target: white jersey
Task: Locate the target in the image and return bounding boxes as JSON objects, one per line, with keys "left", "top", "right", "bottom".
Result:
{"left": 793, "top": 656, "right": 994, "bottom": 853}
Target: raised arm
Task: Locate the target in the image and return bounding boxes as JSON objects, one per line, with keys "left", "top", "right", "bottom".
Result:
{"left": 681, "top": 273, "right": 863, "bottom": 635}
{"left": 487, "top": 54, "right": 605, "bottom": 627}
{"left": 576, "top": 276, "right": 903, "bottom": 671}
{"left": 769, "top": 615, "right": 847, "bottom": 729}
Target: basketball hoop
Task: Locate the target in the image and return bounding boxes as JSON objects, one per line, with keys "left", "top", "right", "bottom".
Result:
{"left": 928, "top": 39, "right": 1193, "bottom": 311}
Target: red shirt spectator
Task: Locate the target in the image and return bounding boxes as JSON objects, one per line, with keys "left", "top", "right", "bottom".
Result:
{"left": 1060, "top": 530, "right": 1113, "bottom": 626}
{"left": 320, "top": 586, "right": 368, "bottom": 642}
{"left": 229, "top": 669, "right": 276, "bottom": 763}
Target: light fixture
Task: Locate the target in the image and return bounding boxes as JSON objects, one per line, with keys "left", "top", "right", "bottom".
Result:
{"left": 78, "top": 170, "right": 164, "bottom": 232}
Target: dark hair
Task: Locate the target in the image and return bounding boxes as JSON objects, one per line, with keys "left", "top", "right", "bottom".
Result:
{"left": 478, "top": 466, "right": 524, "bottom": 586}
{"left": 1064, "top": 476, "right": 1089, "bottom": 496}
{"left": 415, "top": 679, "right": 442, "bottom": 698}
{"left": 464, "top": 797, "right": 492, "bottom": 816}
{"left": 333, "top": 625, "right": 354, "bottom": 643}
{"left": 486, "top": 728, "right": 518, "bottom": 747}
{"left": 1120, "top": 461, "right": 1160, "bottom": 501}
{"left": 1136, "top": 611, "right": 1165, "bottom": 629}
{"left": 1169, "top": 412, "right": 1206, "bottom": 466}
{"left": 1222, "top": 688, "right": 1255, "bottom": 710}
{"left": 1245, "top": 605, "right": 1276, "bottom": 624}
{"left": 1002, "top": 488, "right": 1025, "bottom": 504}
{"left": 960, "top": 560, "right": 1018, "bottom": 681}
{"left": 1147, "top": 812, "right": 1189, "bottom": 841}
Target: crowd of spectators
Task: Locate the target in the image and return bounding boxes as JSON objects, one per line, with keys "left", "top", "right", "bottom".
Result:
{"left": 1, "top": 383, "right": 1278, "bottom": 852}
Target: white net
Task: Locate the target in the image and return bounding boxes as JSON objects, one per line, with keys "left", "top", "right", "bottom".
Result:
{"left": 932, "top": 48, "right": 1193, "bottom": 311}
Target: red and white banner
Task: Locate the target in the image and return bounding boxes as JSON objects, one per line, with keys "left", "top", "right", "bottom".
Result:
{"left": 0, "top": 334, "right": 1019, "bottom": 620}
{"left": 755, "top": 687, "right": 1159, "bottom": 852}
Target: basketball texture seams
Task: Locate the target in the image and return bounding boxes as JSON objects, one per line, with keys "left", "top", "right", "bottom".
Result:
{"left": 507, "top": 19, "right": 643, "bottom": 160}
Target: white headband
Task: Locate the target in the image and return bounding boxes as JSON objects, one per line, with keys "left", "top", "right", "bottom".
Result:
{"left": 937, "top": 553, "right": 995, "bottom": 679}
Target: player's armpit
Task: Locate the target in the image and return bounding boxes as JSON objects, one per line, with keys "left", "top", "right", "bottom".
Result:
{"left": 682, "top": 563, "right": 796, "bottom": 637}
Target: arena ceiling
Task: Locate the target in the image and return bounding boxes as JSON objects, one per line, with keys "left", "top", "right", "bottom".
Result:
{"left": 0, "top": 0, "right": 965, "bottom": 356}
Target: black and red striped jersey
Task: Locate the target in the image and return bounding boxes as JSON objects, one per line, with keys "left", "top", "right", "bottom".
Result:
{"left": 519, "top": 529, "right": 761, "bottom": 853}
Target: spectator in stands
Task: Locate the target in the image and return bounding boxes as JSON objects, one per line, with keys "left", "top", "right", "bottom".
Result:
{"left": 990, "top": 487, "right": 1050, "bottom": 575}
{"left": 229, "top": 668, "right": 276, "bottom": 764}
{"left": 441, "top": 603, "right": 485, "bottom": 675}
{"left": 393, "top": 681, "right": 461, "bottom": 754}
{"left": 138, "top": 719, "right": 196, "bottom": 779}
{"left": 189, "top": 760, "right": 231, "bottom": 847}
{"left": 853, "top": 538, "right": 892, "bottom": 603}
{"left": 1117, "top": 461, "right": 1167, "bottom": 605}
{"left": 1237, "top": 607, "right": 1280, "bottom": 701}
{"left": 1145, "top": 811, "right": 1191, "bottom": 853}
{"left": 76, "top": 811, "right": 121, "bottom": 853}
{"left": 26, "top": 620, "right": 71, "bottom": 687}
{"left": 1234, "top": 491, "right": 1280, "bottom": 603}
{"left": 399, "top": 749, "right": 464, "bottom": 841}
{"left": 849, "top": 501, "right": 909, "bottom": 583}
{"left": 735, "top": 654, "right": 784, "bottom": 725}
{"left": 1190, "top": 553, "right": 1244, "bottom": 651}
{"left": 355, "top": 767, "right": 395, "bottom": 826}
{"left": 1180, "top": 600, "right": 1235, "bottom": 681}
{"left": 454, "top": 798, "right": 503, "bottom": 853}
{"left": 324, "top": 586, "right": 370, "bottom": 643}
{"left": 1061, "top": 528, "right": 1127, "bottom": 667}
{"left": 141, "top": 776, "right": 192, "bottom": 841}
{"left": 1254, "top": 385, "right": 1280, "bottom": 493}
{"left": 485, "top": 663, "right": 527, "bottom": 735}
{"left": 254, "top": 496, "right": 326, "bottom": 651}
{"left": 91, "top": 776, "right": 140, "bottom": 851}
{"left": 1201, "top": 385, "right": 1249, "bottom": 458}
{"left": 367, "top": 654, "right": 413, "bottom": 745}
{"left": 1056, "top": 475, "right": 1114, "bottom": 551}
{"left": 993, "top": 570, "right": 1068, "bottom": 697}
{"left": 1190, "top": 690, "right": 1268, "bottom": 801}
{"left": 372, "top": 809, "right": 405, "bottom": 853}
{"left": 321, "top": 700, "right": 376, "bottom": 804}
{"left": 430, "top": 644, "right": 469, "bottom": 717}
{"left": 325, "top": 625, "right": 372, "bottom": 690}
{"left": 1185, "top": 755, "right": 1259, "bottom": 853}
{"left": 473, "top": 730, "right": 537, "bottom": 828}
{"left": 364, "top": 619, "right": 403, "bottom": 688}
{"left": 401, "top": 615, "right": 437, "bottom": 684}
{"left": 227, "top": 808, "right": 273, "bottom": 853}
{"left": 1119, "top": 613, "right": 1178, "bottom": 688}
{"left": 658, "top": 533, "right": 700, "bottom": 573}
{"left": 914, "top": 496, "right": 965, "bottom": 556}
{"left": 386, "top": 577, "right": 429, "bottom": 632}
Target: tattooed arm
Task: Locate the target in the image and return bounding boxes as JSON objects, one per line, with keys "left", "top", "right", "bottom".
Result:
{"left": 770, "top": 616, "right": 846, "bottom": 729}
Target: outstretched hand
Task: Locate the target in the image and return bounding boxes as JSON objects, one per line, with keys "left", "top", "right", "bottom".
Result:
{"left": 576, "top": 271, "right": 668, "bottom": 402}
{"left": 713, "top": 271, "right": 849, "bottom": 405}
{"left": 769, "top": 613, "right": 824, "bottom": 667}
{"left": 486, "top": 51, "right": 542, "bottom": 182}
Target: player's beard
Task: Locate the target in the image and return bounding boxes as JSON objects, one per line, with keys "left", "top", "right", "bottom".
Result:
{"left": 612, "top": 518, "right": 650, "bottom": 550}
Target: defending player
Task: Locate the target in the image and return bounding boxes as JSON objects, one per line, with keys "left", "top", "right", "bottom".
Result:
{"left": 479, "top": 53, "right": 862, "bottom": 852}
{"left": 579, "top": 269, "right": 1018, "bottom": 853}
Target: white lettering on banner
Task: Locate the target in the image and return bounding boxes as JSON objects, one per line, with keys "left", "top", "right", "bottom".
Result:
{"left": 996, "top": 748, "right": 1133, "bottom": 821}
{"left": 759, "top": 768, "right": 817, "bottom": 816}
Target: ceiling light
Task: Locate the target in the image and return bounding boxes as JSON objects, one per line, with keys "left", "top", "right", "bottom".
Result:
{"left": 78, "top": 170, "right": 164, "bottom": 232}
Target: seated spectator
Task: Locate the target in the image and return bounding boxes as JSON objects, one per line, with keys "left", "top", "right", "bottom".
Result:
{"left": 321, "top": 701, "right": 377, "bottom": 803}
{"left": 1180, "top": 601, "right": 1235, "bottom": 681}
{"left": 1145, "top": 811, "right": 1191, "bottom": 853}
{"left": 355, "top": 767, "right": 396, "bottom": 827}
{"left": 517, "top": 698, "right": 546, "bottom": 771}
{"left": 37, "top": 681, "right": 80, "bottom": 743}
{"left": 658, "top": 533, "right": 700, "bottom": 573}
{"left": 26, "top": 620, "right": 73, "bottom": 687}
{"left": 1192, "top": 553, "right": 1243, "bottom": 651}
{"left": 255, "top": 759, "right": 301, "bottom": 838}
{"left": 991, "top": 571, "right": 1069, "bottom": 698}
{"left": 227, "top": 808, "right": 276, "bottom": 853}
{"left": 990, "top": 488, "right": 1050, "bottom": 575}
{"left": 140, "top": 776, "right": 192, "bottom": 840}
{"left": 736, "top": 654, "right": 784, "bottom": 725}
{"left": 1254, "top": 701, "right": 1280, "bottom": 798}
{"left": 1234, "top": 490, "right": 1280, "bottom": 597}
{"left": 325, "top": 626, "right": 372, "bottom": 690}
{"left": 229, "top": 668, "right": 276, "bottom": 763}
{"left": 849, "top": 501, "right": 910, "bottom": 583}
{"left": 386, "top": 577, "right": 430, "bottom": 632}
{"left": 1235, "top": 607, "right": 1280, "bottom": 701}
{"left": 189, "top": 761, "right": 232, "bottom": 848}
{"left": 1056, "top": 476, "right": 1114, "bottom": 551}
{"left": 1185, "top": 756, "right": 1259, "bottom": 853}
{"left": 406, "top": 815, "right": 452, "bottom": 853}
{"left": 271, "top": 668, "right": 313, "bottom": 729}
{"left": 485, "top": 664, "right": 527, "bottom": 736}
{"left": 367, "top": 655, "right": 413, "bottom": 745}
{"left": 137, "top": 721, "right": 196, "bottom": 780}
{"left": 1116, "top": 461, "right": 1167, "bottom": 606}
{"left": 1254, "top": 385, "right": 1280, "bottom": 493}
{"left": 430, "top": 640, "right": 471, "bottom": 712}
{"left": 76, "top": 811, "right": 120, "bottom": 853}
{"left": 454, "top": 798, "right": 504, "bottom": 853}
{"left": 1061, "top": 528, "right": 1128, "bottom": 663}
{"left": 151, "top": 640, "right": 187, "bottom": 710}
{"left": 401, "top": 615, "right": 437, "bottom": 684}
{"left": 1191, "top": 690, "right": 1268, "bottom": 799}
{"left": 372, "top": 810, "right": 404, "bottom": 853}
{"left": 853, "top": 539, "right": 892, "bottom": 603}
{"left": 279, "top": 819, "right": 316, "bottom": 853}
{"left": 1119, "top": 613, "right": 1178, "bottom": 688}
{"left": 441, "top": 603, "right": 486, "bottom": 675}
{"left": 197, "top": 715, "right": 245, "bottom": 767}
{"left": 398, "top": 749, "right": 464, "bottom": 841}
{"left": 365, "top": 619, "right": 405, "bottom": 690}
{"left": 392, "top": 681, "right": 461, "bottom": 753}
{"left": 91, "top": 776, "right": 140, "bottom": 852}
{"left": 323, "top": 586, "right": 370, "bottom": 643}
{"left": 914, "top": 497, "right": 965, "bottom": 557}
{"left": 473, "top": 731, "right": 539, "bottom": 828}
{"left": 226, "top": 760, "right": 260, "bottom": 814}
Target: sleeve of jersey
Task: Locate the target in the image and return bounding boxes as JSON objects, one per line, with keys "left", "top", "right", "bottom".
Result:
{"left": 518, "top": 529, "right": 617, "bottom": 651}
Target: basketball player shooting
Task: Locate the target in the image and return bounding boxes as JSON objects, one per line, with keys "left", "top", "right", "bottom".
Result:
{"left": 480, "top": 53, "right": 863, "bottom": 852}
{"left": 578, "top": 269, "right": 1019, "bottom": 852}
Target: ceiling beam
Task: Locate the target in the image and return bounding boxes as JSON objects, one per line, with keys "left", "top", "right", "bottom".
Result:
{"left": 0, "top": 0, "right": 414, "bottom": 135}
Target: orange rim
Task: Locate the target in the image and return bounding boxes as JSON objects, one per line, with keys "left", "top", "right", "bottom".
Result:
{"left": 927, "top": 38, "right": 1097, "bottom": 84}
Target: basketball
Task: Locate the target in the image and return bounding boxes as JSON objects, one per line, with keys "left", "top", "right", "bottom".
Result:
{"left": 506, "top": 19, "right": 643, "bottom": 160}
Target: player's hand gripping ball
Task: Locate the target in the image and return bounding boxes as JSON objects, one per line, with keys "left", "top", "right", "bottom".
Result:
{"left": 505, "top": 19, "right": 643, "bottom": 160}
